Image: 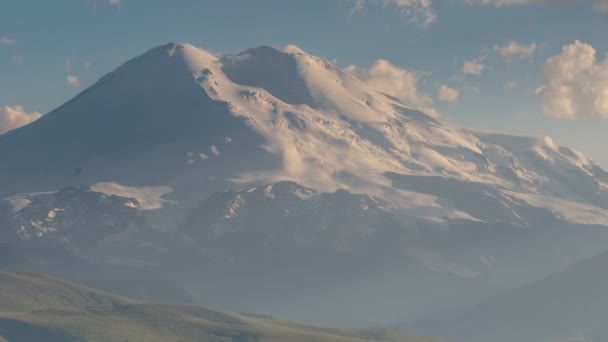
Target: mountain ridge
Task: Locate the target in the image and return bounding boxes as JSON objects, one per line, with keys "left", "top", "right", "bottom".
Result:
{"left": 2, "top": 42, "right": 608, "bottom": 326}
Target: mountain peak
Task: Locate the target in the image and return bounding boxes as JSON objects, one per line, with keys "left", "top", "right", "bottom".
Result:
{"left": 220, "top": 45, "right": 315, "bottom": 105}
{"left": 1, "top": 41, "right": 607, "bottom": 222}
{"left": 122, "top": 42, "right": 218, "bottom": 75}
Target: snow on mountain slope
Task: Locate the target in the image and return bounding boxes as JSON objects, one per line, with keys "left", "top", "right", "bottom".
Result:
{"left": 2, "top": 186, "right": 144, "bottom": 244}
{"left": 2, "top": 43, "right": 608, "bottom": 324}
{"left": 2, "top": 42, "right": 605, "bottom": 225}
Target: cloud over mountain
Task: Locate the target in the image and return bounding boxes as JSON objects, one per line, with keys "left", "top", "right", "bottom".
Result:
{"left": 0, "top": 105, "right": 42, "bottom": 135}
{"left": 345, "top": 59, "right": 433, "bottom": 107}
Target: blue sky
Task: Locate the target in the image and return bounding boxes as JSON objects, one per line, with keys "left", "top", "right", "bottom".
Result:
{"left": 2, "top": 0, "right": 608, "bottom": 165}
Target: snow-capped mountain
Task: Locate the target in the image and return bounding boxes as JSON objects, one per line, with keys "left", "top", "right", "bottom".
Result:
{"left": 1, "top": 42, "right": 608, "bottom": 325}
{"left": 1, "top": 42, "right": 606, "bottom": 223}
{"left": 1, "top": 186, "right": 144, "bottom": 249}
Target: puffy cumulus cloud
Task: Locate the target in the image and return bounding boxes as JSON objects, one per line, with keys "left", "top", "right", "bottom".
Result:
{"left": 345, "top": 59, "right": 432, "bottom": 106}
{"left": 536, "top": 40, "right": 608, "bottom": 119}
{"left": 437, "top": 84, "right": 460, "bottom": 102}
{"left": 0, "top": 105, "right": 42, "bottom": 135}
{"left": 67, "top": 74, "right": 80, "bottom": 88}
{"left": 349, "top": 0, "right": 436, "bottom": 26}
{"left": 494, "top": 41, "right": 537, "bottom": 62}
{"left": 0, "top": 37, "right": 15, "bottom": 45}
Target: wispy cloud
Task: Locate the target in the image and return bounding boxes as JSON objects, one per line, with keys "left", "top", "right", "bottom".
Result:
{"left": 0, "top": 37, "right": 15, "bottom": 46}
{"left": 348, "top": 0, "right": 437, "bottom": 27}
{"left": 346, "top": 59, "right": 432, "bottom": 105}
{"left": 89, "top": 0, "right": 121, "bottom": 5}
{"left": 89, "top": 0, "right": 122, "bottom": 10}
{"left": 11, "top": 55, "right": 24, "bottom": 65}
{"left": 210, "top": 145, "right": 221, "bottom": 156}
{"left": 465, "top": 0, "right": 608, "bottom": 14}
{"left": 494, "top": 41, "right": 537, "bottom": 62}
{"left": 345, "top": 59, "right": 441, "bottom": 116}
{"left": 504, "top": 80, "right": 518, "bottom": 90}
{"left": 595, "top": 0, "right": 608, "bottom": 12}
{"left": 65, "top": 56, "right": 73, "bottom": 72}
{"left": 462, "top": 59, "right": 485, "bottom": 76}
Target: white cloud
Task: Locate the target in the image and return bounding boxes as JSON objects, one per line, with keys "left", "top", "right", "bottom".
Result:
{"left": 84, "top": 61, "right": 93, "bottom": 71}
{"left": 67, "top": 74, "right": 81, "bottom": 88}
{"left": 88, "top": 0, "right": 121, "bottom": 9}
{"left": 466, "top": 0, "right": 608, "bottom": 13}
{"left": 504, "top": 80, "right": 518, "bottom": 90}
{"left": 0, "top": 37, "right": 15, "bottom": 45}
{"left": 466, "top": 0, "right": 545, "bottom": 5}
{"left": 345, "top": 59, "right": 432, "bottom": 106}
{"left": 345, "top": 59, "right": 442, "bottom": 117}
{"left": 536, "top": 40, "right": 608, "bottom": 119}
{"left": 462, "top": 59, "right": 485, "bottom": 75}
{"left": 494, "top": 41, "right": 537, "bottom": 62}
{"left": 437, "top": 84, "right": 460, "bottom": 102}
{"left": 0, "top": 105, "right": 42, "bottom": 135}
{"left": 210, "top": 145, "right": 220, "bottom": 156}
{"left": 349, "top": 0, "right": 437, "bottom": 26}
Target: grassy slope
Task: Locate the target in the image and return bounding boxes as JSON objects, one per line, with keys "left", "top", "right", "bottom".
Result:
{"left": 0, "top": 271, "right": 442, "bottom": 342}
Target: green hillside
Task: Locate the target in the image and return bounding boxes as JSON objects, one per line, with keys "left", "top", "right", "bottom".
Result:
{"left": 0, "top": 271, "right": 442, "bottom": 342}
